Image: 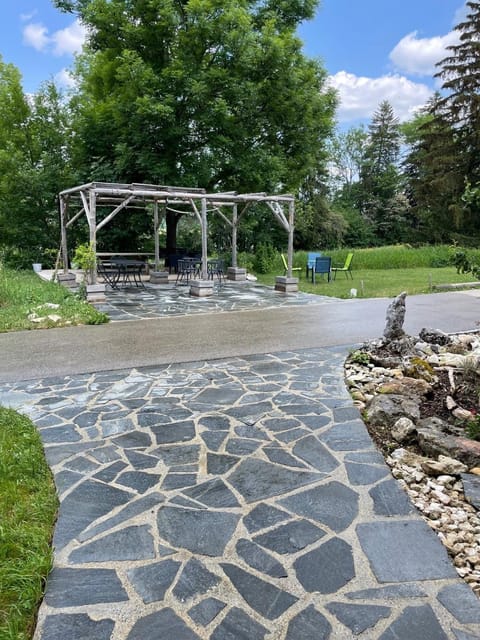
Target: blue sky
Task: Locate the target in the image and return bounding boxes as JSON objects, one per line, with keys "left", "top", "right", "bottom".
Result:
{"left": 0, "top": 0, "right": 466, "bottom": 125}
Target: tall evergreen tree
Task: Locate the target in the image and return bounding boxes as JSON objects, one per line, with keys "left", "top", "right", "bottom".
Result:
{"left": 55, "top": 0, "right": 336, "bottom": 252}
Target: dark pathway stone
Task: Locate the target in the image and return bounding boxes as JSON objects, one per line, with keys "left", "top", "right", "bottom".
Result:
{"left": 173, "top": 558, "right": 220, "bottom": 603}
{"left": 326, "top": 602, "right": 391, "bottom": 635}
{"left": 357, "top": 521, "right": 458, "bottom": 582}
{"left": 157, "top": 506, "right": 240, "bottom": 556}
{"left": 188, "top": 598, "right": 226, "bottom": 627}
{"left": 44, "top": 568, "right": 128, "bottom": 607}
{"left": 126, "top": 609, "right": 200, "bottom": 640}
{"left": 285, "top": 605, "right": 332, "bottom": 640}
{"left": 220, "top": 563, "right": 298, "bottom": 620}
{"left": 127, "top": 559, "right": 181, "bottom": 604}
{"left": 253, "top": 519, "right": 325, "bottom": 554}
{"left": 378, "top": 604, "right": 449, "bottom": 640}
{"left": 69, "top": 525, "right": 155, "bottom": 563}
{"left": 210, "top": 607, "right": 268, "bottom": 640}
{"left": 236, "top": 539, "right": 287, "bottom": 578}
{"left": 41, "top": 613, "right": 115, "bottom": 640}
{"left": 294, "top": 537, "right": 355, "bottom": 593}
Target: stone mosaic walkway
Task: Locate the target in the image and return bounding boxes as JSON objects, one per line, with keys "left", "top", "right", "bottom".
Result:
{"left": 2, "top": 348, "right": 480, "bottom": 639}
{"left": 94, "top": 282, "right": 335, "bottom": 322}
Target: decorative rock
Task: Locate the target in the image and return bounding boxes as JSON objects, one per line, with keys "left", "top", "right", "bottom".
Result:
{"left": 419, "top": 328, "right": 451, "bottom": 346}
{"left": 367, "top": 394, "right": 420, "bottom": 427}
{"left": 383, "top": 291, "right": 407, "bottom": 341}
{"left": 422, "top": 456, "right": 468, "bottom": 477}
{"left": 391, "top": 417, "right": 416, "bottom": 443}
{"left": 453, "top": 407, "right": 475, "bottom": 421}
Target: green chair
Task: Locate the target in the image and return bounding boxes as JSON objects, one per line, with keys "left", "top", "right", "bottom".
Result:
{"left": 332, "top": 252, "right": 354, "bottom": 280}
{"left": 281, "top": 254, "right": 301, "bottom": 277}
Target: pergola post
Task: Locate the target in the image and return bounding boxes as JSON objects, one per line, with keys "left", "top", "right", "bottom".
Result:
{"left": 287, "top": 199, "right": 295, "bottom": 278}
{"left": 200, "top": 196, "right": 208, "bottom": 279}
{"left": 231, "top": 203, "right": 238, "bottom": 268}
{"left": 60, "top": 195, "right": 69, "bottom": 273}
{"left": 88, "top": 188, "right": 97, "bottom": 284}
{"left": 154, "top": 201, "right": 160, "bottom": 270}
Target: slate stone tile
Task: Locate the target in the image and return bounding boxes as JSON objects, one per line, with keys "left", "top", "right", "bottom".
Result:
{"left": 298, "top": 415, "right": 332, "bottom": 430}
{"left": 53, "top": 479, "right": 133, "bottom": 549}
{"left": 277, "top": 402, "right": 324, "bottom": 416}
{"left": 369, "top": 478, "right": 416, "bottom": 516}
{"left": 294, "top": 537, "right": 355, "bottom": 593}
{"left": 44, "top": 567, "right": 128, "bottom": 607}
{"left": 112, "top": 431, "right": 152, "bottom": 448}
{"left": 44, "top": 442, "right": 93, "bottom": 466}
{"left": 221, "top": 563, "right": 298, "bottom": 620}
{"left": 236, "top": 538, "right": 287, "bottom": 578}
{"left": 262, "top": 446, "right": 307, "bottom": 468}
{"left": 200, "top": 431, "right": 228, "bottom": 451}
{"left": 127, "top": 559, "right": 181, "bottom": 604}
{"left": 124, "top": 450, "right": 159, "bottom": 470}
{"left": 227, "top": 458, "right": 321, "bottom": 503}
{"left": 151, "top": 420, "right": 196, "bottom": 444}
{"left": 346, "top": 584, "right": 427, "bottom": 600}
{"left": 182, "top": 477, "right": 240, "bottom": 508}
{"left": 274, "top": 427, "right": 310, "bottom": 443}
{"left": 90, "top": 445, "right": 121, "bottom": 464}
{"left": 225, "top": 438, "right": 262, "bottom": 455}
{"left": 157, "top": 507, "right": 240, "bottom": 556}
{"left": 461, "top": 473, "right": 480, "bottom": 510}
{"left": 226, "top": 402, "right": 273, "bottom": 425}
{"left": 126, "top": 608, "right": 200, "bottom": 640}
{"left": 326, "top": 602, "right": 391, "bottom": 634}
{"left": 321, "top": 420, "right": 374, "bottom": 451}
{"left": 94, "top": 461, "right": 128, "bottom": 483}
{"left": 169, "top": 495, "right": 208, "bottom": 509}
{"left": 262, "top": 417, "right": 302, "bottom": 432}
{"left": 254, "top": 519, "right": 325, "bottom": 554}
{"left": 162, "top": 473, "right": 198, "bottom": 490}
{"left": 65, "top": 456, "right": 100, "bottom": 474}
{"left": 193, "top": 388, "right": 244, "bottom": 406}
{"left": 437, "top": 583, "right": 480, "bottom": 623}
{"left": 292, "top": 435, "right": 339, "bottom": 473}
{"left": 453, "top": 630, "right": 480, "bottom": 640}
{"left": 173, "top": 558, "right": 221, "bottom": 602}
{"left": 234, "top": 424, "right": 270, "bottom": 440}
{"left": 378, "top": 604, "right": 449, "bottom": 640}
{"left": 279, "top": 481, "right": 359, "bottom": 532}
{"left": 188, "top": 597, "right": 226, "bottom": 626}
{"left": 345, "top": 451, "right": 386, "bottom": 465}
{"left": 243, "top": 503, "right": 290, "bottom": 533}
{"left": 333, "top": 406, "right": 362, "bottom": 422}
{"left": 78, "top": 492, "right": 164, "bottom": 542}
{"left": 101, "top": 417, "right": 136, "bottom": 437}
{"left": 357, "top": 521, "right": 458, "bottom": 582}
{"left": 69, "top": 525, "right": 155, "bottom": 563}
{"left": 285, "top": 605, "right": 332, "bottom": 640}
{"left": 198, "top": 415, "right": 231, "bottom": 431}
{"left": 39, "top": 424, "right": 82, "bottom": 444}
{"left": 116, "top": 471, "right": 161, "bottom": 493}
{"left": 250, "top": 361, "right": 291, "bottom": 375}
{"left": 207, "top": 453, "right": 240, "bottom": 475}
{"left": 210, "top": 606, "right": 268, "bottom": 640}
{"left": 54, "top": 469, "right": 83, "bottom": 495}
{"left": 345, "top": 462, "right": 390, "bottom": 485}
{"left": 153, "top": 444, "right": 200, "bottom": 465}
{"left": 40, "top": 613, "right": 115, "bottom": 640}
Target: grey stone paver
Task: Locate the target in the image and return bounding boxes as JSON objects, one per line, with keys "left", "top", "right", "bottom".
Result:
{"left": 1, "top": 347, "right": 478, "bottom": 639}
{"left": 94, "top": 282, "right": 333, "bottom": 321}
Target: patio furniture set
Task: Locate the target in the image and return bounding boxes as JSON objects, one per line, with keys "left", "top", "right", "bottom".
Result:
{"left": 282, "top": 252, "right": 354, "bottom": 283}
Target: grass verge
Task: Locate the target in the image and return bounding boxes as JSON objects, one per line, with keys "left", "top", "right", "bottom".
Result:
{"left": 0, "top": 268, "right": 108, "bottom": 332}
{"left": 0, "top": 408, "right": 58, "bottom": 639}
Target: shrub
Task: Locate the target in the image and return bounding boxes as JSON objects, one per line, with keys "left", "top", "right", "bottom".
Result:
{"left": 253, "top": 243, "right": 277, "bottom": 274}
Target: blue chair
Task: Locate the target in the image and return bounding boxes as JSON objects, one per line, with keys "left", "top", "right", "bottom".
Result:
{"left": 312, "top": 256, "right": 332, "bottom": 283}
{"left": 306, "top": 252, "right": 322, "bottom": 279}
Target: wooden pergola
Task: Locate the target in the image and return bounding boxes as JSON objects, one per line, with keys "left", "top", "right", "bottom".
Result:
{"left": 59, "top": 182, "right": 296, "bottom": 283}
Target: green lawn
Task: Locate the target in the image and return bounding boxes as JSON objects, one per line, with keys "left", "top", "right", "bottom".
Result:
{"left": 257, "top": 266, "right": 477, "bottom": 299}
{"left": 0, "top": 408, "right": 58, "bottom": 640}
{"left": 0, "top": 268, "right": 108, "bottom": 332}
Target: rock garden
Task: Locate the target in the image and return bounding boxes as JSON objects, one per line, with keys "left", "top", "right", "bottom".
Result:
{"left": 346, "top": 292, "right": 480, "bottom": 596}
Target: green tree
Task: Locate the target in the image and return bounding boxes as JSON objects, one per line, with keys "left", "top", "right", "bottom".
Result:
{"left": 0, "top": 59, "right": 74, "bottom": 267}
{"left": 56, "top": 0, "right": 336, "bottom": 252}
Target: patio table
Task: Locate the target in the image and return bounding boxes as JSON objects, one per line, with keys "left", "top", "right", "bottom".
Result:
{"left": 105, "top": 258, "right": 146, "bottom": 288}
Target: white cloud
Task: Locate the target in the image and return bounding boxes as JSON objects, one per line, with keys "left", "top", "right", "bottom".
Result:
{"left": 329, "top": 71, "right": 432, "bottom": 123}
{"left": 22, "top": 18, "right": 86, "bottom": 57}
{"left": 389, "top": 30, "right": 459, "bottom": 76}
{"left": 52, "top": 20, "right": 86, "bottom": 56}
{"left": 54, "top": 68, "right": 77, "bottom": 89}
{"left": 20, "top": 11, "right": 38, "bottom": 22}
{"left": 22, "top": 22, "right": 50, "bottom": 52}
